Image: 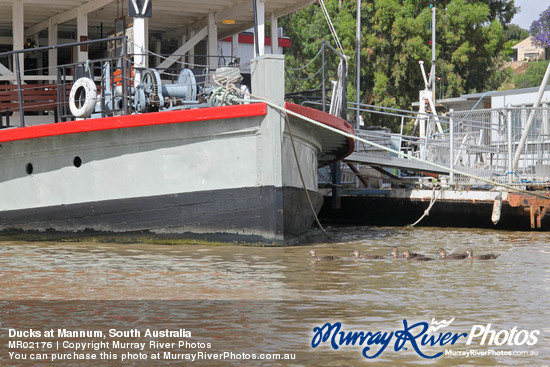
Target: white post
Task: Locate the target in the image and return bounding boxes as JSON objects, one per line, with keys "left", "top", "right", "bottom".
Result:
{"left": 431, "top": 4, "right": 436, "bottom": 104}
{"left": 133, "top": 17, "right": 146, "bottom": 85}
{"left": 255, "top": 0, "right": 265, "bottom": 56}
{"left": 543, "top": 102, "right": 549, "bottom": 137}
{"left": 188, "top": 29, "right": 196, "bottom": 67}
{"left": 154, "top": 38, "right": 162, "bottom": 67}
{"left": 76, "top": 12, "right": 88, "bottom": 62}
{"left": 231, "top": 34, "right": 239, "bottom": 59}
{"left": 355, "top": 0, "right": 361, "bottom": 129}
{"left": 12, "top": 1, "right": 24, "bottom": 76}
{"left": 144, "top": 18, "right": 149, "bottom": 67}
{"left": 270, "top": 13, "right": 278, "bottom": 54}
{"left": 48, "top": 19, "right": 58, "bottom": 77}
{"left": 506, "top": 104, "right": 514, "bottom": 183}
{"left": 179, "top": 34, "right": 187, "bottom": 65}
{"left": 449, "top": 109, "right": 454, "bottom": 184}
{"left": 513, "top": 61, "right": 550, "bottom": 171}
{"left": 207, "top": 11, "right": 218, "bottom": 74}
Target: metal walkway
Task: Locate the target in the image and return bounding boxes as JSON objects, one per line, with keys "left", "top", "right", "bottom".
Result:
{"left": 345, "top": 152, "right": 449, "bottom": 174}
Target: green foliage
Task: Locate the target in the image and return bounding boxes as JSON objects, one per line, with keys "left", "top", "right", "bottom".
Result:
{"left": 281, "top": 0, "right": 517, "bottom": 131}
{"left": 503, "top": 24, "right": 529, "bottom": 42}
{"left": 513, "top": 61, "right": 550, "bottom": 88}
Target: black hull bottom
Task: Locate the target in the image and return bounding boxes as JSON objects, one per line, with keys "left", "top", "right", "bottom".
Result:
{"left": 0, "top": 186, "right": 323, "bottom": 244}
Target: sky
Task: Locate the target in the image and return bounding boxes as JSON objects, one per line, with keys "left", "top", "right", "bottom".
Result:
{"left": 511, "top": 0, "right": 549, "bottom": 30}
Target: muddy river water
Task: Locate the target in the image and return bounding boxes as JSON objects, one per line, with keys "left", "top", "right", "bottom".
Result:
{"left": 0, "top": 226, "right": 549, "bottom": 366}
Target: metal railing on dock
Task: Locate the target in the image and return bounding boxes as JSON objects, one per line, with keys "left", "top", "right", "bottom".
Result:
{"left": 335, "top": 103, "right": 550, "bottom": 190}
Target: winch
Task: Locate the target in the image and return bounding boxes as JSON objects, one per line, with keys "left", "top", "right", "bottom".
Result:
{"left": 68, "top": 62, "right": 247, "bottom": 118}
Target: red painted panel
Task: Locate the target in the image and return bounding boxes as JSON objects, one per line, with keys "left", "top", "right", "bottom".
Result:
{"left": 220, "top": 34, "right": 291, "bottom": 48}
{"left": 0, "top": 103, "right": 267, "bottom": 143}
{"left": 284, "top": 102, "right": 356, "bottom": 160}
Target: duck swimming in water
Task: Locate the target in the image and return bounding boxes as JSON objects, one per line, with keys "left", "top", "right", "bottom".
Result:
{"left": 389, "top": 247, "right": 405, "bottom": 258}
{"left": 391, "top": 247, "right": 424, "bottom": 259}
{"left": 403, "top": 250, "right": 433, "bottom": 261}
{"left": 350, "top": 249, "right": 384, "bottom": 259}
{"left": 306, "top": 249, "right": 340, "bottom": 261}
{"left": 465, "top": 248, "right": 499, "bottom": 260}
{"left": 437, "top": 248, "right": 467, "bottom": 260}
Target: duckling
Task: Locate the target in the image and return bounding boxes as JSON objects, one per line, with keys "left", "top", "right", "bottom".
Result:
{"left": 436, "top": 248, "right": 467, "bottom": 260}
{"left": 394, "top": 247, "right": 425, "bottom": 259}
{"left": 389, "top": 247, "right": 405, "bottom": 258}
{"left": 306, "top": 249, "right": 340, "bottom": 261}
{"left": 403, "top": 250, "right": 433, "bottom": 261}
{"left": 350, "top": 249, "right": 384, "bottom": 259}
{"left": 465, "top": 248, "right": 499, "bottom": 260}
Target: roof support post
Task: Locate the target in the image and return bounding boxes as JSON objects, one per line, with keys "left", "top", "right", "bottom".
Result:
{"left": 77, "top": 12, "right": 88, "bottom": 62}
{"left": 179, "top": 34, "right": 187, "bottom": 65}
{"left": 208, "top": 11, "right": 218, "bottom": 76}
{"left": 231, "top": 34, "right": 239, "bottom": 59}
{"left": 254, "top": 0, "right": 265, "bottom": 57}
{"left": 48, "top": 18, "right": 59, "bottom": 75}
{"left": 270, "top": 13, "right": 278, "bottom": 54}
{"left": 133, "top": 16, "right": 146, "bottom": 85}
{"left": 154, "top": 38, "right": 162, "bottom": 67}
{"left": 188, "top": 29, "right": 196, "bottom": 67}
{"left": 12, "top": 1, "right": 24, "bottom": 76}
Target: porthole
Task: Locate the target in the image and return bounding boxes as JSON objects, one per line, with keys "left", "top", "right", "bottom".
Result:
{"left": 25, "top": 163, "right": 33, "bottom": 175}
{"left": 73, "top": 156, "right": 82, "bottom": 168}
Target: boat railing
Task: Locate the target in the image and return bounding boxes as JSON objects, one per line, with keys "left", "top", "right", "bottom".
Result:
{"left": 0, "top": 36, "right": 128, "bottom": 127}
{"left": 0, "top": 36, "right": 242, "bottom": 126}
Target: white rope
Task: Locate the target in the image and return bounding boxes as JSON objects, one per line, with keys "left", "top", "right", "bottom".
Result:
{"left": 408, "top": 184, "right": 442, "bottom": 228}
{"left": 285, "top": 47, "right": 324, "bottom": 71}
{"left": 318, "top": 0, "right": 345, "bottom": 56}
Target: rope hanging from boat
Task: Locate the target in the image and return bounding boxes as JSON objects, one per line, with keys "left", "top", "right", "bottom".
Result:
{"left": 407, "top": 184, "right": 442, "bottom": 228}
{"left": 212, "top": 68, "right": 331, "bottom": 238}
{"left": 284, "top": 112, "right": 331, "bottom": 239}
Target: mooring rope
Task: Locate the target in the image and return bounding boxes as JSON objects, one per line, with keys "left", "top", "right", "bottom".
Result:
{"left": 407, "top": 184, "right": 442, "bottom": 228}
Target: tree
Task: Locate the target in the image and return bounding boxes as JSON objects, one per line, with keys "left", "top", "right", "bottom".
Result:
{"left": 504, "top": 24, "right": 529, "bottom": 42}
{"left": 530, "top": 6, "right": 550, "bottom": 48}
{"left": 281, "top": 0, "right": 517, "bottom": 130}
{"left": 513, "top": 60, "right": 549, "bottom": 88}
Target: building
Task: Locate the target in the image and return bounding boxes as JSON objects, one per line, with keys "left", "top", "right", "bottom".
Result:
{"left": 511, "top": 37, "right": 547, "bottom": 62}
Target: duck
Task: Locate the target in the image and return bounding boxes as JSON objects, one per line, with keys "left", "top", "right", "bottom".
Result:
{"left": 389, "top": 247, "right": 405, "bottom": 258}
{"left": 350, "top": 249, "right": 384, "bottom": 259}
{"left": 306, "top": 249, "right": 340, "bottom": 261}
{"left": 403, "top": 250, "right": 433, "bottom": 261}
{"left": 436, "top": 248, "right": 467, "bottom": 260}
{"left": 391, "top": 247, "right": 424, "bottom": 259}
{"left": 465, "top": 248, "right": 499, "bottom": 260}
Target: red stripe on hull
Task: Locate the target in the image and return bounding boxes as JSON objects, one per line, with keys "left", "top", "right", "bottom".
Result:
{"left": 0, "top": 103, "right": 267, "bottom": 143}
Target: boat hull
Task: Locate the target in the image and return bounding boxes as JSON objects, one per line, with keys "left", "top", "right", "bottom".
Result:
{"left": 0, "top": 55, "right": 353, "bottom": 244}
{"left": 0, "top": 102, "right": 343, "bottom": 244}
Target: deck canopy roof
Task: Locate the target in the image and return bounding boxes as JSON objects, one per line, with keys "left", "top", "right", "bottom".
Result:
{"left": 0, "top": 0, "right": 313, "bottom": 46}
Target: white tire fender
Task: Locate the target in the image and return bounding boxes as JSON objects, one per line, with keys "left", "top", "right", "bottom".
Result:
{"left": 69, "top": 77, "right": 97, "bottom": 118}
